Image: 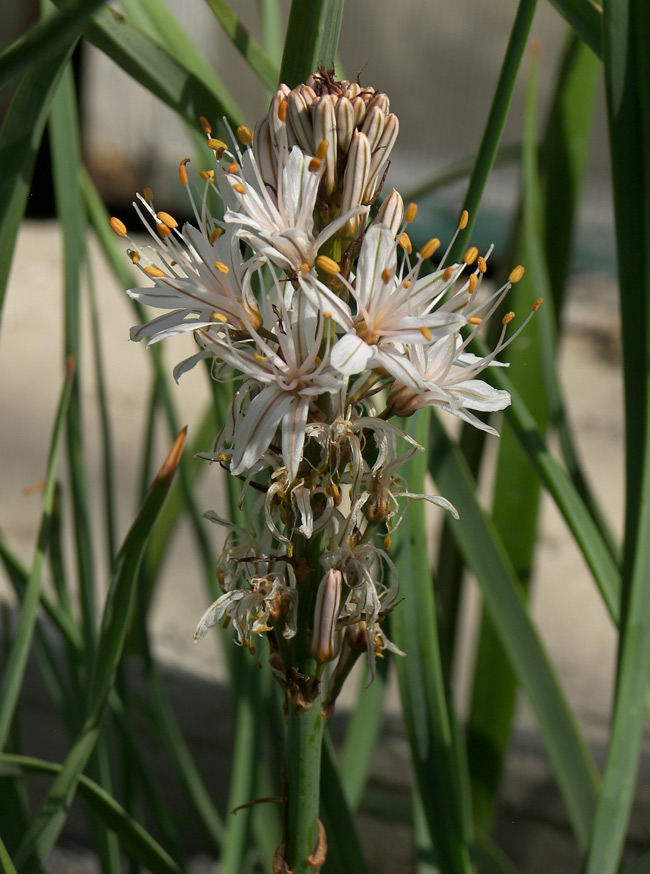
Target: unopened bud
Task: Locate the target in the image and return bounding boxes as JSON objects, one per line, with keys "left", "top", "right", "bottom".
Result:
{"left": 309, "top": 570, "right": 342, "bottom": 663}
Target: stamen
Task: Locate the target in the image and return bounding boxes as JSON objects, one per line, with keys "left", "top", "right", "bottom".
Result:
{"left": 405, "top": 202, "right": 418, "bottom": 223}
{"left": 459, "top": 209, "right": 469, "bottom": 229}
{"left": 299, "top": 262, "right": 310, "bottom": 274}
{"left": 420, "top": 238, "right": 440, "bottom": 259}
{"left": 468, "top": 274, "right": 478, "bottom": 293}
{"left": 477, "top": 256, "right": 487, "bottom": 273}
{"left": 213, "top": 261, "right": 229, "bottom": 274}
{"left": 442, "top": 266, "right": 454, "bottom": 281}
{"left": 308, "top": 157, "right": 322, "bottom": 172}
{"left": 502, "top": 311, "right": 515, "bottom": 325}
{"left": 398, "top": 232, "right": 412, "bottom": 254}
{"left": 236, "top": 125, "right": 253, "bottom": 146}
{"left": 209, "top": 228, "right": 223, "bottom": 244}
{"left": 467, "top": 316, "right": 482, "bottom": 325}
{"left": 384, "top": 534, "right": 391, "bottom": 550}
{"left": 227, "top": 162, "right": 239, "bottom": 174}
{"left": 419, "top": 325, "right": 432, "bottom": 340}
{"left": 316, "top": 140, "right": 329, "bottom": 160}
{"left": 157, "top": 211, "right": 178, "bottom": 229}
{"left": 144, "top": 266, "right": 165, "bottom": 277}
{"left": 381, "top": 268, "right": 392, "bottom": 283}
{"left": 463, "top": 246, "right": 478, "bottom": 265}
{"left": 156, "top": 223, "right": 171, "bottom": 238}
{"left": 233, "top": 183, "right": 247, "bottom": 195}
{"left": 143, "top": 187, "right": 154, "bottom": 203}
{"left": 127, "top": 249, "right": 141, "bottom": 264}
{"left": 109, "top": 217, "right": 127, "bottom": 237}
{"left": 316, "top": 255, "right": 340, "bottom": 275}
{"left": 217, "top": 452, "right": 232, "bottom": 461}
{"left": 533, "top": 298, "right": 543, "bottom": 311}
{"left": 199, "top": 170, "right": 215, "bottom": 181}
{"left": 278, "top": 99, "right": 288, "bottom": 122}
{"left": 253, "top": 352, "right": 268, "bottom": 362}
{"left": 211, "top": 312, "right": 228, "bottom": 323}
{"left": 403, "top": 279, "right": 412, "bottom": 288}
{"left": 208, "top": 138, "right": 227, "bottom": 156}
{"left": 323, "top": 311, "right": 332, "bottom": 318}
{"left": 509, "top": 265, "right": 525, "bottom": 283}
{"left": 199, "top": 116, "right": 212, "bottom": 136}
{"left": 178, "top": 159, "right": 190, "bottom": 186}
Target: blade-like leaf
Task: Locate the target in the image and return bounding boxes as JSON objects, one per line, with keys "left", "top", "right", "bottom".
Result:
{"left": 204, "top": 0, "right": 279, "bottom": 89}
{"left": 0, "top": 0, "right": 104, "bottom": 89}
{"left": 13, "top": 430, "right": 186, "bottom": 874}
{"left": 546, "top": 0, "right": 603, "bottom": 58}
{"left": 0, "top": 754, "right": 183, "bottom": 874}
{"left": 279, "top": 0, "right": 344, "bottom": 87}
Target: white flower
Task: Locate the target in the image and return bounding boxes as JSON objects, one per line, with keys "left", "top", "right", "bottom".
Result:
{"left": 301, "top": 224, "right": 465, "bottom": 390}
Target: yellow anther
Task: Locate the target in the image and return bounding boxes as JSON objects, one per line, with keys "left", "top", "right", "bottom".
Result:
{"left": 316, "top": 140, "right": 329, "bottom": 160}
{"left": 459, "top": 209, "right": 469, "bottom": 229}
{"left": 233, "top": 183, "right": 246, "bottom": 195}
{"left": 299, "top": 262, "right": 310, "bottom": 274}
{"left": 509, "top": 265, "right": 525, "bottom": 283}
{"left": 398, "top": 231, "right": 412, "bottom": 254}
{"left": 463, "top": 246, "right": 479, "bottom": 265}
{"left": 157, "top": 211, "right": 178, "bottom": 229}
{"left": 127, "top": 249, "right": 141, "bottom": 264}
{"left": 420, "top": 237, "right": 440, "bottom": 259}
{"left": 211, "top": 312, "right": 228, "bottom": 323}
{"left": 213, "top": 261, "right": 229, "bottom": 274}
{"left": 208, "top": 138, "right": 227, "bottom": 156}
{"left": 381, "top": 267, "right": 392, "bottom": 283}
{"left": 384, "top": 534, "right": 392, "bottom": 550}
{"left": 143, "top": 187, "right": 154, "bottom": 203}
{"left": 477, "top": 256, "right": 487, "bottom": 273}
{"left": 323, "top": 311, "right": 332, "bottom": 319}
{"left": 144, "top": 265, "right": 165, "bottom": 278}
{"left": 419, "top": 325, "right": 432, "bottom": 340}
{"left": 405, "top": 202, "right": 418, "bottom": 223}
{"left": 467, "top": 316, "right": 482, "bottom": 325}
{"left": 156, "top": 223, "right": 171, "bottom": 238}
{"left": 109, "top": 217, "right": 127, "bottom": 237}
{"left": 287, "top": 541, "right": 294, "bottom": 558}
{"left": 278, "top": 99, "right": 288, "bottom": 122}
{"left": 403, "top": 279, "right": 412, "bottom": 288}
{"left": 199, "top": 170, "right": 214, "bottom": 181}
{"left": 442, "top": 266, "right": 454, "bottom": 281}
{"left": 236, "top": 125, "right": 253, "bottom": 146}
{"left": 209, "top": 227, "right": 223, "bottom": 244}
{"left": 468, "top": 274, "right": 478, "bottom": 294}
{"left": 308, "top": 157, "right": 322, "bottom": 173}
{"left": 217, "top": 452, "right": 232, "bottom": 461}
{"left": 179, "top": 159, "right": 190, "bottom": 186}
{"left": 253, "top": 352, "right": 268, "bottom": 362}
{"left": 226, "top": 162, "right": 239, "bottom": 174}
{"left": 316, "top": 255, "right": 340, "bottom": 276}
{"left": 200, "top": 116, "right": 212, "bottom": 136}
{"left": 533, "top": 298, "right": 543, "bottom": 311}
{"left": 502, "top": 311, "right": 515, "bottom": 325}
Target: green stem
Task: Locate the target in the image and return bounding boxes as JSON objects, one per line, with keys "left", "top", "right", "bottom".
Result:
{"left": 285, "top": 700, "right": 325, "bottom": 872}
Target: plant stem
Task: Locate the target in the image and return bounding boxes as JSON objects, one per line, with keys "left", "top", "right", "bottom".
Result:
{"left": 285, "top": 699, "right": 325, "bottom": 872}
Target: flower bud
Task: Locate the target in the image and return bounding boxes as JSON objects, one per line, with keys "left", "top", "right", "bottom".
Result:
{"left": 309, "top": 569, "right": 342, "bottom": 663}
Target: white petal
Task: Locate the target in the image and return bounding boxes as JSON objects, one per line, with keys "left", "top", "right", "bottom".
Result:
{"left": 330, "top": 332, "right": 374, "bottom": 375}
{"left": 230, "top": 386, "right": 293, "bottom": 475}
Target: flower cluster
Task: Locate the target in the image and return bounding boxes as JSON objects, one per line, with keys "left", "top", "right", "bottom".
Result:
{"left": 113, "top": 70, "right": 538, "bottom": 708}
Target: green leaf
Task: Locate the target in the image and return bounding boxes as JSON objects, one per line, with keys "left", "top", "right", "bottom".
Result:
{"left": 0, "top": 754, "right": 183, "bottom": 874}
{"left": 81, "top": 5, "right": 244, "bottom": 128}
{"left": 427, "top": 411, "right": 599, "bottom": 850}
{"left": 320, "top": 734, "right": 369, "bottom": 874}
{"left": 392, "top": 411, "right": 474, "bottom": 874}
{"left": 0, "top": 40, "right": 75, "bottom": 327}
{"left": 204, "top": 0, "right": 279, "bottom": 89}
{"left": 546, "top": 0, "right": 603, "bottom": 59}
{"left": 0, "top": 0, "right": 104, "bottom": 89}
{"left": 0, "top": 360, "right": 75, "bottom": 751}
{"left": 279, "top": 0, "right": 344, "bottom": 87}
{"left": 13, "top": 430, "right": 185, "bottom": 874}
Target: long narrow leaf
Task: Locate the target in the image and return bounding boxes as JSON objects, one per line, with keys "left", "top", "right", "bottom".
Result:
{"left": 204, "top": 0, "right": 278, "bottom": 89}
{"left": 0, "top": 0, "right": 104, "bottom": 89}
{"left": 427, "top": 411, "right": 599, "bottom": 850}
{"left": 0, "top": 754, "right": 183, "bottom": 874}
{"left": 546, "top": 0, "right": 603, "bottom": 59}
{"left": 13, "top": 430, "right": 186, "bottom": 874}
{"left": 279, "top": 0, "right": 344, "bottom": 87}
{"left": 392, "top": 411, "right": 474, "bottom": 874}
{"left": 0, "top": 358, "right": 74, "bottom": 750}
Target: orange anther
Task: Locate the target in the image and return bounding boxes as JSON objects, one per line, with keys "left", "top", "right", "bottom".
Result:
{"left": 109, "top": 217, "right": 127, "bottom": 237}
